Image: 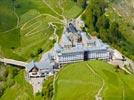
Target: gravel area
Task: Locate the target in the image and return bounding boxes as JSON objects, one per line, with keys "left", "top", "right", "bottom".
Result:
{"left": 29, "top": 77, "right": 44, "bottom": 94}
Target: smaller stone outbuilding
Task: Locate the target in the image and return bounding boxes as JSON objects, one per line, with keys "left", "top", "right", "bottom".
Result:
{"left": 26, "top": 54, "right": 56, "bottom": 78}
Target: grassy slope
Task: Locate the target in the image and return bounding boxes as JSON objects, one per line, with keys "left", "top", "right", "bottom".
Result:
{"left": 0, "top": 0, "right": 82, "bottom": 61}
{"left": 1, "top": 70, "right": 34, "bottom": 100}
{"left": 89, "top": 61, "right": 134, "bottom": 100}
{"left": 54, "top": 61, "right": 134, "bottom": 100}
{"left": 82, "top": 0, "right": 134, "bottom": 60}
{"left": 0, "top": 0, "right": 83, "bottom": 99}
{"left": 0, "top": 69, "right": 55, "bottom": 100}
{"left": 16, "top": 9, "right": 63, "bottom": 60}
{"left": 54, "top": 62, "right": 102, "bottom": 100}
{"left": 105, "top": 4, "right": 134, "bottom": 58}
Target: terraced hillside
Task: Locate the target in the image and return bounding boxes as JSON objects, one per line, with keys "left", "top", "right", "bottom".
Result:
{"left": 53, "top": 61, "right": 134, "bottom": 100}
{"left": 0, "top": 0, "right": 83, "bottom": 61}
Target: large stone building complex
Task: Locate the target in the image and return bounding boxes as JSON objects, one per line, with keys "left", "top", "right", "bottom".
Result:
{"left": 26, "top": 20, "right": 113, "bottom": 78}
{"left": 54, "top": 21, "right": 112, "bottom": 64}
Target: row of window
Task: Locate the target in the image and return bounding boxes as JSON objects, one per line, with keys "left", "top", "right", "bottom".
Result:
{"left": 59, "top": 54, "right": 83, "bottom": 62}
{"left": 58, "top": 52, "right": 109, "bottom": 61}
{"left": 88, "top": 52, "right": 109, "bottom": 59}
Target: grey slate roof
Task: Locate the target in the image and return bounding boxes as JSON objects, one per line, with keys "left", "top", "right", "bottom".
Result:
{"left": 55, "top": 38, "right": 109, "bottom": 55}
{"left": 62, "top": 34, "right": 72, "bottom": 45}
{"left": 26, "top": 54, "right": 54, "bottom": 72}
{"left": 26, "top": 60, "right": 36, "bottom": 72}
{"left": 80, "top": 32, "right": 89, "bottom": 42}
{"left": 36, "top": 55, "right": 54, "bottom": 69}
{"left": 26, "top": 20, "right": 111, "bottom": 73}
{"left": 67, "top": 23, "right": 78, "bottom": 33}
{"left": 54, "top": 43, "right": 63, "bottom": 52}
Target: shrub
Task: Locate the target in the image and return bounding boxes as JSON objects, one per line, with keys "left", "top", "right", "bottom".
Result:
{"left": 37, "top": 48, "right": 43, "bottom": 55}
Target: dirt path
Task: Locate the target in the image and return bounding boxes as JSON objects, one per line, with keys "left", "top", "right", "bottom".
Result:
{"left": 48, "top": 22, "right": 59, "bottom": 43}
{"left": 76, "top": 2, "right": 89, "bottom": 20}
{"left": 86, "top": 63, "right": 105, "bottom": 100}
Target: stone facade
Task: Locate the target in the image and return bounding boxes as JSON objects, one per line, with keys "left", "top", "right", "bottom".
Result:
{"left": 26, "top": 20, "right": 113, "bottom": 78}
{"left": 54, "top": 21, "right": 112, "bottom": 64}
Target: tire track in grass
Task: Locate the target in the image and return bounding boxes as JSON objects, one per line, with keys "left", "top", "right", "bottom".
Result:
{"left": 22, "top": 21, "right": 41, "bottom": 31}
{"left": 21, "top": 14, "right": 63, "bottom": 30}
{"left": 118, "top": 75, "right": 126, "bottom": 100}
{"left": 24, "top": 22, "right": 42, "bottom": 36}
{"left": 25, "top": 21, "right": 63, "bottom": 37}
{"left": 86, "top": 63, "right": 105, "bottom": 100}
{"left": 25, "top": 27, "right": 48, "bottom": 37}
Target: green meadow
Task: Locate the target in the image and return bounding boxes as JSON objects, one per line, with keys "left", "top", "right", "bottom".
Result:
{"left": 82, "top": 0, "right": 134, "bottom": 60}
{"left": 53, "top": 60, "right": 134, "bottom": 100}
{"left": 0, "top": 0, "right": 83, "bottom": 99}
{"left": 0, "top": 69, "right": 47, "bottom": 100}
{"left": 0, "top": 0, "right": 82, "bottom": 61}
{"left": 0, "top": 0, "right": 83, "bottom": 100}
{"left": 0, "top": 70, "right": 34, "bottom": 100}
{"left": 1, "top": 0, "right": 134, "bottom": 100}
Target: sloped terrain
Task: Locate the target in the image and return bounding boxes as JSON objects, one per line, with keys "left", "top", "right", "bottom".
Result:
{"left": 0, "top": 0, "right": 83, "bottom": 61}
{"left": 0, "top": 0, "right": 83, "bottom": 99}
{"left": 82, "top": 0, "right": 134, "bottom": 60}
{"left": 0, "top": 0, "right": 134, "bottom": 100}
{"left": 111, "top": 0, "right": 134, "bottom": 24}
{"left": 54, "top": 61, "right": 134, "bottom": 100}
{"left": 0, "top": 64, "right": 54, "bottom": 100}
